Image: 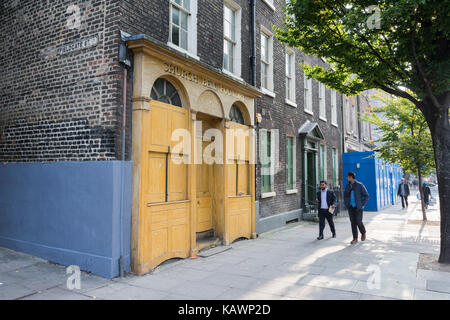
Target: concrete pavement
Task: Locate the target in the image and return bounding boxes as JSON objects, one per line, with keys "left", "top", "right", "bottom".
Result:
{"left": 1, "top": 195, "right": 449, "bottom": 300}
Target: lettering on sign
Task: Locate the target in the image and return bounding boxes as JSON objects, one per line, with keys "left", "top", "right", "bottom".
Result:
{"left": 57, "top": 36, "right": 99, "bottom": 56}
{"left": 163, "top": 62, "right": 246, "bottom": 100}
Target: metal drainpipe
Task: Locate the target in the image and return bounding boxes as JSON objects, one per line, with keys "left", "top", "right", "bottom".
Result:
{"left": 250, "top": 0, "right": 256, "bottom": 87}
{"left": 119, "top": 67, "right": 127, "bottom": 278}
{"left": 357, "top": 95, "right": 362, "bottom": 144}
{"left": 249, "top": 0, "right": 257, "bottom": 205}
{"left": 341, "top": 94, "right": 345, "bottom": 155}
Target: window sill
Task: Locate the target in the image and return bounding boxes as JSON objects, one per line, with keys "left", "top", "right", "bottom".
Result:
{"left": 261, "top": 191, "right": 276, "bottom": 199}
{"left": 286, "top": 189, "right": 298, "bottom": 195}
{"left": 261, "top": 0, "right": 276, "bottom": 11}
{"left": 304, "top": 109, "right": 314, "bottom": 116}
{"left": 319, "top": 116, "right": 327, "bottom": 122}
{"left": 285, "top": 99, "right": 297, "bottom": 108}
{"left": 261, "top": 87, "right": 276, "bottom": 98}
{"left": 331, "top": 122, "right": 338, "bottom": 128}
{"left": 222, "top": 69, "right": 243, "bottom": 82}
{"left": 167, "top": 42, "right": 200, "bottom": 61}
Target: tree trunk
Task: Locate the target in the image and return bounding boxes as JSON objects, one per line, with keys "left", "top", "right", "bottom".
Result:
{"left": 417, "top": 168, "right": 427, "bottom": 221}
{"left": 426, "top": 104, "right": 450, "bottom": 264}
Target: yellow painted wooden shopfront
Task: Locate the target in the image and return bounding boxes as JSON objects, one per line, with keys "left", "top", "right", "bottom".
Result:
{"left": 128, "top": 38, "right": 261, "bottom": 275}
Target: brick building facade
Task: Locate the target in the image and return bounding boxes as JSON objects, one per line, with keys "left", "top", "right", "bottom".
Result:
{"left": 253, "top": 0, "right": 345, "bottom": 232}
{"left": 0, "top": 0, "right": 373, "bottom": 277}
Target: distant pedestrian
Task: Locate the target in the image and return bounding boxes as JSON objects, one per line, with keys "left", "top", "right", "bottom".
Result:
{"left": 344, "top": 172, "right": 370, "bottom": 245}
{"left": 423, "top": 182, "right": 431, "bottom": 209}
{"left": 397, "top": 178, "right": 410, "bottom": 209}
{"left": 315, "top": 181, "right": 337, "bottom": 240}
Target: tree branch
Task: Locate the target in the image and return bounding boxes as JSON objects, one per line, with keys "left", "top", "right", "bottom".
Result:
{"left": 374, "top": 81, "right": 423, "bottom": 108}
{"left": 410, "top": 33, "right": 442, "bottom": 110}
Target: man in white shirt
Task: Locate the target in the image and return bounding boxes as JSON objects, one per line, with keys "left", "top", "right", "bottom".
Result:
{"left": 315, "top": 181, "right": 337, "bottom": 240}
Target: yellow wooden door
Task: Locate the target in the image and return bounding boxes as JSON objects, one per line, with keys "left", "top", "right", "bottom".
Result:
{"left": 196, "top": 140, "right": 213, "bottom": 232}
{"left": 225, "top": 121, "right": 253, "bottom": 243}
{"left": 139, "top": 100, "right": 191, "bottom": 272}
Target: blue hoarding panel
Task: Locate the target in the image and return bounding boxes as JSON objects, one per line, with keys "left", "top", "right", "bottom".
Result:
{"left": 342, "top": 151, "right": 402, "bottom": 212}
{"left": 0, "top": 161, "right": 132, "bottom": 278}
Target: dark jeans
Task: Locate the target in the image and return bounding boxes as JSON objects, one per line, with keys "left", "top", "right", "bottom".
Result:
{"left": 348, "top": 206, "right": 366, "bottom": 239}
{"left": 400, "top": 196, "right": 409, "bottom": 208}
{"left": 319, "top": 209, "right": 336, "bottom": 236}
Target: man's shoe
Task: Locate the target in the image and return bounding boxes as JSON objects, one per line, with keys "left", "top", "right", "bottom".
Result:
{"left": 361, "top": 233, "right": 366, "bottom": 241}
{"left": 317, "top": 235, "right": 324, "bottom": 240}
{"left": 350, "top": 239, "right": 358, "bottom": 245}
{"left": 332, "top": 233, "right": 336, "bottom": 238}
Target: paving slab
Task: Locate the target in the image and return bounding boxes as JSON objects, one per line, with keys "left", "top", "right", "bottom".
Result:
{"left": 202, "top": 273, "right": 259, "bottom": 290}
{"left": 0, "top": 283, "right": 36, "bottom": 300}
{"left": 426, "top": 280, "right": 450, "bottom": 294}
{"left": 84, "top": 282, "right": 170, "bottom": 300}
{"left": 0, "top": 196, "right": 445, "bottom": 300}
{"left": 291, "top": 285, "right": 361, "bottom": 300}
{"left": 166, "top": 280, "right": 230, "bottom": 300}
{"left": 126, "top": 274, "right": 189, "bottom": 292}
{"left": 351, "top": 280, "right": 414, "bottom": 300}
{"left": 414, "top": 288, "right": 450, "bottom": 300}
{"left": 21, "top": 287, "right": 91, "bottom": 300}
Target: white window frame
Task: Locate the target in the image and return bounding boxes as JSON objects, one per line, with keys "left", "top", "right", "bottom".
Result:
{"left": 260, "top": 26, "right": 274, "bottom": 97}
{"left": 331, "top": 90, "right": 338, "bottom": 127}
{"left": 319, "top": 82, "right": 327, "bottom": 121}
{"left": 223, "top": 0, "right": 242, "bottom": 79}
{"left": 344, "top": 97, "right": 351, "bottom": 134}
{"left": 352, "top": 104, "right": 358, "bottom": 137}
{"left": 285, "top": 48, "right": 296, "bottom": 107}
{"left": 260, "top": 128, "right": 277, "bottom": 198}
{"left": 261, "top": 0, "right": 276, "bottom": 11}
{"left": 304, "top": 74, "right": 313, "bottom": 115}
{"left": 168, "top": 0, "right": 198, "bottom": 60}
{"left": 332, "top": 147, "right": 338, "bottom": 185}
{"left": 285, "top": 135, "right": 297, "bottom": 194}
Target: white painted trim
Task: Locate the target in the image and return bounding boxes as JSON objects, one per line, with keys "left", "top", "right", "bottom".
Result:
{"left": 261, "top": 87, "right": 276, "bottom": 98}
{"left": 285, "top": 99, "right": 297, "bottom": 108}
{"left": 222, "top": 68, "right": 244, "bottom": 82}
{"left": 261, "top": 191, "right": 276, "bottom": 198}
{"left": 286, "top": 189, "right": 298, "bottom": 195}
{"left": 285, "top": 48, "right": 296, "bottom": 104}
{"left": 167, "top": 42, "right": 200, "bottom": 60}
{"left": 304, "top": 109, "right": 314, "bottom": 116}
{"left": 223, "top": 0, "right": 242, "bottom": 78}
{"left": 319, "top": 116, "right": 327, "bottom": 122}
{"left": 261, "top": 0, "right": 276, "bottom": 11}
{"left": 260, "top": 25, "right": 274, "bottom": 92}
{"left": 168, "top": 0, "right": 198, "bottom": 58}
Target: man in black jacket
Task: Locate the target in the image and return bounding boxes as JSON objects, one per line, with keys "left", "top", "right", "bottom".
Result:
{"left": 397, "top": 178, "right": 410, "bottom": 209}
{"left": 344, "top": 172, "right": 370, "bottom": 245}
{"left": 315, "top": 181, "right": 337, "bottom": 240}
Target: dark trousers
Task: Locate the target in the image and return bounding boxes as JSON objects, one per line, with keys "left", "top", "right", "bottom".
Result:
{"left": 348, "top": 206, "right": 366, "bottom": 239}
{"left": 400, "top": 196, "right": 408, "bottom": 208}
{"left": 319, "top": 209, "right": 336, "bottom": 236}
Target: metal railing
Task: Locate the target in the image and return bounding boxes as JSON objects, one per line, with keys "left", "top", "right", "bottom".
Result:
{"left": 302, "top": 184, "right": 347, "bottom": 217}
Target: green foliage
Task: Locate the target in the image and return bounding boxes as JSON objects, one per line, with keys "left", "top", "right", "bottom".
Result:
{"left": 276, "top": 0, "right": 450, "bottom": 103}
{"left": 363, "top": 93, "right": 435, "bottom": 175}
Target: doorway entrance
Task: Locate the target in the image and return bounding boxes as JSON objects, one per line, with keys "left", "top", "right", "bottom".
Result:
{"left": 298, "top": 121, "right": 324, "bottom": 213}
{"left": 195, "top": 113, "right": 222, "bottom": 248}
{"left": 128, "top": 38, "right": 261, "bottom": 275}
{"left": 306, "top": 151, "right": 317, "bottom": 206}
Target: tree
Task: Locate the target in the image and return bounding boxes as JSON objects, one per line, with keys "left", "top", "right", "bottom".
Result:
{"left": 364, "top": 94, "right": 435, "bottom": 220}
{"left": 276, "top": 0, "right": 450, "bottom": 263}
